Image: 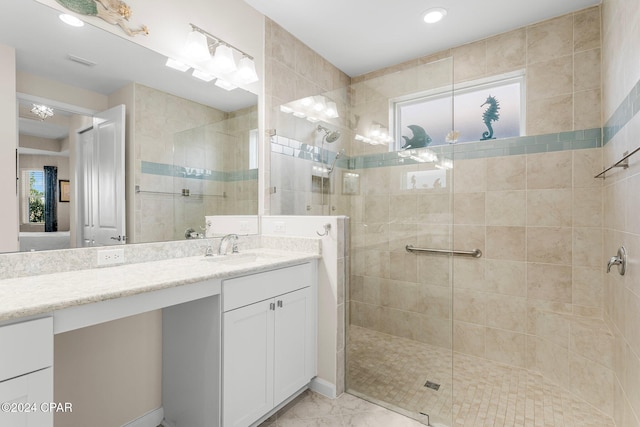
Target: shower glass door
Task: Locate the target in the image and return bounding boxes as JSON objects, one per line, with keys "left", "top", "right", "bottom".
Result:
{"left": 346, "top": 57, "right": 455, "bottom": 427}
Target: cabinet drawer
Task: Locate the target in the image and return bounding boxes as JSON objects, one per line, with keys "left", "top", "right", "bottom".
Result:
{"left": 0, "top": 317, "right": 53, "bottom": 382}
{"left": 223, "top": 263, "right": 312, "bottom": 312}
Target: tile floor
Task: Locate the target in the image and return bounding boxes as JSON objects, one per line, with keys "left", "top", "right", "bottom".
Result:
{"left": 258, "top": 389, "right": 426, "bottom": 426}
{"left": 347, "top": 325, "right": 616, "bottom": 427}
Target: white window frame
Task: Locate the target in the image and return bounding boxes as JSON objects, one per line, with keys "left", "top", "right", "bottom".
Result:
{"left": 390, "top": 70, "right": 526, "bottom": 151}
{"left": 20, "top": 168, "right": 45, "bottom": 225}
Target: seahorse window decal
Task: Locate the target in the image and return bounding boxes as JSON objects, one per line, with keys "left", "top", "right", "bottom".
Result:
{"left": 480, "top": 95, "right": 500, "bottom": 140}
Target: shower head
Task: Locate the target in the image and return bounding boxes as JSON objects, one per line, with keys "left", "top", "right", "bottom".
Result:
{"left": 317, "top": 125, "right": 341, "bottom": 143}
{"left": 327, "top": 149, "right": 346, "bottom": 174}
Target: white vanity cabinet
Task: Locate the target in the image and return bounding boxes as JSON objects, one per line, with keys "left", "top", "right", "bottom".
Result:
{"left": 222, "top": 262, "right": 316, "bottom": 427}
{"left": 0, "top": 317, "right": 53, "bottom": 427}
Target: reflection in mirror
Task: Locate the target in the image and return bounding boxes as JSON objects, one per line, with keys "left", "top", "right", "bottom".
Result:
{"left": 2, "top": 0, "right": 259, "bottom": 252}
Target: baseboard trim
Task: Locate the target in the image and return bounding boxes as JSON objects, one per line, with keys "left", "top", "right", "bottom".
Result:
{"left": 121, "top": 407, "right": 164, "bottom": 427}
{"left": 310, "top": 377, "right": 336, "bottom": 398}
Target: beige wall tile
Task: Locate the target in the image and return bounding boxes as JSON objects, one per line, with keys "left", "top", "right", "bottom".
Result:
{"left": 527, "top": 263, "right": 573, "bottom": 303}
{"left": 454, "top": 158, "right": 486, "bottom": 193}
{"left": 527, "top": 15, "right": 574, "bottom": 64}
{"left": 527, "top": 94, "right": 574, "bottom": 134}
{"left": 528, "top": 335, "right": 570, "bottom": 385}
{"left": 570, "top": 353, "right": 614, "bottom": 415}
{"left": 573, "top": 187, "right": 603, "bottom": 227}
{"left": 486, "top": 155, "right": 526, "bottom": 191}
{"left": 486, "top": 294, "right": 527, "bottom": 332}
{"left": 417, "top": 193, "right": 452, "bottom": 224}
{"left": 573, "top": 266, "right": 604, "bottom": 309}
{"left": 526, "top": 189, "right": 573, "bottom": 227}
{"left": 363, "top": 195, "right": 390, "bottom": 223}
{"left": 575, "top": 89, "right": 603, "bottom": 130}
{"left": 417, "top": 256, "right": 451, "bottom": 287}
{"left": 527, "top": 56, "right": 574, "bottom": 101}
{"left": 419, "top": 315, "right": 452, "bottom": 348}
{"left": 485, "top": 328, "right": 526, "bottom": 367}
{"left": 527, "top": 305, "right": 570, "bottom": 348}
{"left": 486, "top": 226, "right": 526, "bottom": 261}
{"left": 389, "top": 251, "right": 418, "bottom": 282}
{"left": 485, "top": 29, "right": 526, "bottom": 75}
{"left": 574, "top": 6, "right": 602, "bottom": 52}
{"left": 527, "top": 227, "right": 573, "bottom": 264}
{"left": 486, "top": 190, "right": 526, "bottom": 226}
{"left": 389, "top": 194, "right": 417, "bottom": 224}
{"left": 453, "top": 192, "right": 486, "bottom": 225}
{"left": 573, "top": 227, "right": 603, "bottom": 268}
{"left": 418, "top": 284, "right": 451, "bottom": 319}
{"left": 575, "top": 49, "right": 602, "bottom": 92}
{"left": 527, "top": 151, "right": 573, "bottom": 190}
{"left": 389, "top": 223, "right": 417, "bottom": 252}
{"left": 485, "top": 259, "right": 527, "bottom": 297}
{"left": 452, "top": 40, "right": 487, "bottom": 83}
{"left": 454, "top": 321, "right": 485, "bottom": 357}
{"left": 454, "top": 289, "right": 486, "bottom": 325}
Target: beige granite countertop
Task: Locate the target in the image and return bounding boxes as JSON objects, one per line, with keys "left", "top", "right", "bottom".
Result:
{"left": 0, "top": 248, "right": 319, "bottom": 322}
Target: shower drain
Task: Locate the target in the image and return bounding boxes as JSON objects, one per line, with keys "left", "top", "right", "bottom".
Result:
{"left": 424, "top": 380, "right": 440, "bottom": 391}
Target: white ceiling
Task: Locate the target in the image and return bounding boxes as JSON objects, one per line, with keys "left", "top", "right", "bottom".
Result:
{"left": 244, "top": 0, "right": 601, "bottom": 77}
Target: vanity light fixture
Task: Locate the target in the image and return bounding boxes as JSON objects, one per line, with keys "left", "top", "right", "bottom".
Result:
{"left": 180, "top": 23, "right": 258, "bottom": 89}
{"left": 185, "top": 28, "right": 211, "bottom": 61}
{"left": 192, "top": 69, "right": 215, "bottom": 82}
{"left": 423, "top": 7, "right": 447, "bottom": 24}
{"left": 214, "top": 78, "right": 237, "bottom": 91}
{"left": 59, "top": 13, "right": 84, "bottom": 27}
{"left": 31, "top": 104, "right": 54, "bottom": 121}
{"left": 165, "top": 58, "right": 190, "bottom": 72}
{"left": 209, "top": 44, "right": 237, "bottom": 74}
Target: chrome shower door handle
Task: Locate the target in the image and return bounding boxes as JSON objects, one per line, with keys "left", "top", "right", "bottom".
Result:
{"left": 607, "top": 246, "right": 626, "bottom": 275}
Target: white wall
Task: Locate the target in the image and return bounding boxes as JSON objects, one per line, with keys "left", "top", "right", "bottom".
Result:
{"left": 0, "top": 44, "right": 18, "bottom": 253}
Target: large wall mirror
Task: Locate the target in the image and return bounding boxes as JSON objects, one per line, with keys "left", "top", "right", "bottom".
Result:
{"left": 2, "top": 0, "right": 259, "bottom": 253}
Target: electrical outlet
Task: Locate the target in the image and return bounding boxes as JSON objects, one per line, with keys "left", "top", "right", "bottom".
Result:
{"left": 97, "top": 248, "right": 125, "bottom": 266}
{"left": 274, "top": 221, "right": 286, "bottom": 233}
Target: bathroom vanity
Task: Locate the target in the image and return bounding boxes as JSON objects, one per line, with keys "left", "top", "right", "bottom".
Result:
{"left": 0, "top": 248, "right": 319, "bottom": 427}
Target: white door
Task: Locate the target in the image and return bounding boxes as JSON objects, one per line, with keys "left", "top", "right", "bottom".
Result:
{"left": 273, "top": 287, "right": 313, "bottom": 404}
{"left": 77, "top": 105, "right": 125, "bottom": 246}
{"left": 223, "top": 299, "right": 274, "bottom": 427}
{"left": 0, "top": 368, "right": 53, "bottom": 427}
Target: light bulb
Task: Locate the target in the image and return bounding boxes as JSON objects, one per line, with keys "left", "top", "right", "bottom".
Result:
{"left": 209, "top": 45, "right": 237, "bottom": 74}
{"left": 236, "top": 57, "right": 259, "bottom": 84}
{"left": 185, "top": 30, "right": 211, "bottom": 61}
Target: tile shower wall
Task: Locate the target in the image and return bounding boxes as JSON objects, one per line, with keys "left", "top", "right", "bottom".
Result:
{"left": 264, "top": 18, "right": 350, "bottom": 216}
{"left": 602, "top": 0, "right": 640, "bottom": 425}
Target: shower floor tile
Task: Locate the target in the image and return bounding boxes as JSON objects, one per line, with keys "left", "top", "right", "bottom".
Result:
{"left": 347, "top": 325, "right": 615, "bottom": 427}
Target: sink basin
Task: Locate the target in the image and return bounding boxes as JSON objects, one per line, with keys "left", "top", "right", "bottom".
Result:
{"left": 202, "top": 252, "right": 282, "bottom": 265}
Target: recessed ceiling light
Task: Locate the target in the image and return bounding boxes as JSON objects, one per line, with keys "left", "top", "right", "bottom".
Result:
{"left": 423, "top": 8, "right": 447, "bottom": 24}
{"left": 59, "top": 14, "right": 84, "bottom": 27}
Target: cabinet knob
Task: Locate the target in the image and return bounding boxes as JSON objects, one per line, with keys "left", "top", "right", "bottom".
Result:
{"left": 277, "top": 300, "right": 283, "bottom": 308}
{"left": 270, "top": 302, "right": 275, "bottom": 311}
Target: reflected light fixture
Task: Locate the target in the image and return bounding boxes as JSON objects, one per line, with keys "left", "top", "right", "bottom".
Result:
{"left": 192, "top": 69, "right": 215, "bottom": 82}
{"left": 423, "top": 7, "right": 447, "bottom": 24}
{"left": 59, "top": 13, "right": 84, "bottom": 27}
{"left": 165, "top": 58, "right": 190, "bottom": 72}
{"left": 214, "top": 78, "right": 237, "bottom": 91}
{"left": 185, "top": 29, "right": 211, "bottom": 61}
{"left": 31, "top": 104, "right": 54, "bottom": 121}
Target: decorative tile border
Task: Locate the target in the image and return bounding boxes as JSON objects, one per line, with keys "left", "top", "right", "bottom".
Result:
{"left": 604, "top": 78, "right": 640, "bottom": 144}
{"left": 141, "top": 161, "right": 258, "bottom": 182}
{"left": 271, "top": 128, "right": 601, "bottom": 169}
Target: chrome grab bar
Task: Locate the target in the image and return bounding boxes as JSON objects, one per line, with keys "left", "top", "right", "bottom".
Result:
{"left": 405, "top": 245, "right": 482, "bottom": 258}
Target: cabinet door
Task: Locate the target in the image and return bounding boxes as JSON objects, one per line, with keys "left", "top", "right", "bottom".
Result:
{"left": 223, "top": 300, "right": 274, "bottom": 427}
{"left": 0, "top": 368, "right": 53, "bottom": 427}
{"left": 273, "top": 287, "right": 314, "bottom": 404}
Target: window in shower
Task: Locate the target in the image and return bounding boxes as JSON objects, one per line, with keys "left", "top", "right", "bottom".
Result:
{"left": 392, "top": 70, "right": 525, "bottom": 150}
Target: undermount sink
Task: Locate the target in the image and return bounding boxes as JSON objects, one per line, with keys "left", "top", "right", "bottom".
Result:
{"left": 202, "top": 252, "right": 282, "bottom": 265}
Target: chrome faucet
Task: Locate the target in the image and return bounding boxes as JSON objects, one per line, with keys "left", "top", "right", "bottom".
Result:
{"left": 218, "top": 234, "right": 239, "bottom": 255}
